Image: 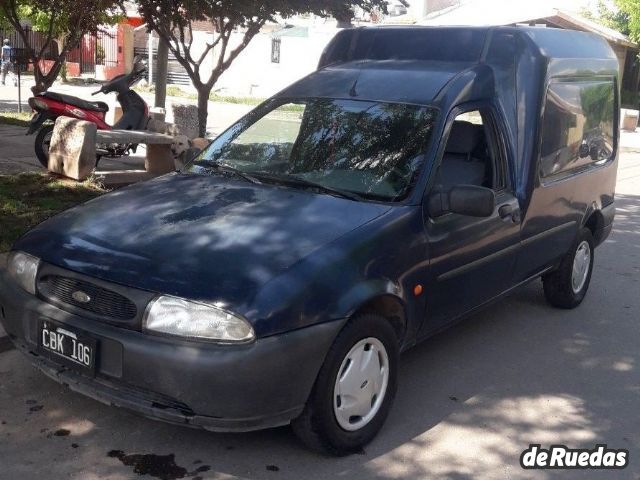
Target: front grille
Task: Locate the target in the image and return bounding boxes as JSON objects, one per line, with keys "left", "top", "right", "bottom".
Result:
{"left": 39, "top": 275, "right": 137, "bottom": 321}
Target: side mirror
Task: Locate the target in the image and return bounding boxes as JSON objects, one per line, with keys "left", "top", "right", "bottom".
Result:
{"left": 429, "top": 185, "right": 496, "bottom": 218}
{"left": 578, "top": 143, "right": 590, "bottom": 159}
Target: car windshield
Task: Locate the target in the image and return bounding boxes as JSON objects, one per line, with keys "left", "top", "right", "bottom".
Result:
{"left": 188, "top": 98, "right": 438, "bottom": 201}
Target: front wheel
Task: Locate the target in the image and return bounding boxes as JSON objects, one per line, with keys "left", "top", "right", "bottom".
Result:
{"left": 292, "top": 314, "right": 399, "bottom": 455}
{"left": 34, "top": 124, "right": 54, "bottom": 168}
{"left": 542, "top": 228, "right": 595, "bottom": 309}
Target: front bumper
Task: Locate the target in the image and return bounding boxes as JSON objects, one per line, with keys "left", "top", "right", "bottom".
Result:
{"left": 0, "top": 269, "right": 345, "bottom": 432}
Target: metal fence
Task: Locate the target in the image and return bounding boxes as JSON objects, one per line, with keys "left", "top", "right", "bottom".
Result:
{"left": 1, "top": 26, "right": 118, "bottom": 76}
{"left": 134, "top": 47, "right": 191, "bottom": 86}
{"left": 67, "top": 30, "right": 119, "bottom": 75}
{"left": 0, "top": 26, "right": 57, "bottom": 71}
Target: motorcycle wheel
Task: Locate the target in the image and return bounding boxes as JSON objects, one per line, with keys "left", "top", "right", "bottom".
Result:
{"left": 35, "top": 125, "right": 54, "bottom": 168}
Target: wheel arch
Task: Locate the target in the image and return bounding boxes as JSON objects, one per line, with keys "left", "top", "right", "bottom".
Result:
{"left": 349, "top": 293, "right": 408, "bottom": 346}
{"left": 581, "top": 207, "right": 606, "bottom": 246}
{"left": 354, "top": 294, "right": 407, "bottom": 345}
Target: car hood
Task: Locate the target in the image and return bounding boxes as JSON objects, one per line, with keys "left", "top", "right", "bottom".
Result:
{"left": 15, "top": 174, "right": 391, "bottom": 308}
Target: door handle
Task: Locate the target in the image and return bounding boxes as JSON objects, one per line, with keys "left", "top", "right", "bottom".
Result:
{"left": 498, "top": 204, "right": 513, "bottom": 219}
{"left": 499, "top": 204, "right": 521, "bottom": 223}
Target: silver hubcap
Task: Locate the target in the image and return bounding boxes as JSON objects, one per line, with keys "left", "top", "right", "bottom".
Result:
{"left": 333, "top": 338, "right": 389, "bottom": 432}
{"left": 572, "top": 241, "right": 591, "bottom": 294}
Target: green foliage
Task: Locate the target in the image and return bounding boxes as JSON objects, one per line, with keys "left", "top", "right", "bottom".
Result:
{"left": 0, "top": 0, "right": 124, "bottom": 93}
{"left": 582, "top": 1, "right": 631, "bottom": 36}
{"left": 616, "top": 0, "right": 640, "bottom": 42}
{"left": 136, "top": 0, "right": 387, "bottom": 136}
{"left": 580, "top": 83, "right": 615, "bottom": 130}
{"left": 621, "top": 88, "right": 640, "bottom": 107}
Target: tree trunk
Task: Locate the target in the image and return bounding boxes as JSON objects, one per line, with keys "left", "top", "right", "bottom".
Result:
{"left": 196, "top": 85, "right": 212, "bottom": 138}
{"left": 31, "top": 58, "right": 65, "bottom": 94}
{"left": 31, "top": 68, "right": 49, "bottom": 95}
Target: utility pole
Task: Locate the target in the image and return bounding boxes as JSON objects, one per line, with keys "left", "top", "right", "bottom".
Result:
{"left": 147, "top": 31, "right": 154, "bottom": 85}
{"left": 155, "top": 37, "right": 169, "bottom": 109}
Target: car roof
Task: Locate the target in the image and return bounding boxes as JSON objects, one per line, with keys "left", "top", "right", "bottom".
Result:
{"left": 278, "top": 59, "right": 475, "bottom": 105}
{"left": 277, "top": 26, "right": 617, "bottom": 106}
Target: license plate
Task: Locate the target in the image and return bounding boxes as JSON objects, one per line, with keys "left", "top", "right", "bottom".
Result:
{"left": 38, "top": 321, "right": 97, "bottom": 375}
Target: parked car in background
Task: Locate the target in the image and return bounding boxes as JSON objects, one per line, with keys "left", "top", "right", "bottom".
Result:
{"left": 386, "top": 1, "right": 409, "bottom": 16}
{"left": 0, "top": 26, "right": 618, "bottom": 455}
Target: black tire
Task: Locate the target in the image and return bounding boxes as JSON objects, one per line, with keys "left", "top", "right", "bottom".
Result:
{"left": 542, "top": 228, "right": 595, "bottom": 309}
{"left": 292, "top": 314, "right": 399, "bottom": 456}
{"left": 34, "top": 124, "right": 54, "bottom": 168}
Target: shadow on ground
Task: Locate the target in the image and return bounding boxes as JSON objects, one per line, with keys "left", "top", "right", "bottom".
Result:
{"left": 0, "top": 195, "right": 639, "bottom": 480}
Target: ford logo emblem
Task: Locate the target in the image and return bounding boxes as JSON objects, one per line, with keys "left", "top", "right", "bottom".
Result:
{"left": 72, "top": 291, "right": 91, "bottom": 304}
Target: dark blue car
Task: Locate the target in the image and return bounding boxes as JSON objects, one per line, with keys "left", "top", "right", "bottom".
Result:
{"left": 0, "top": 27, "right": 618, "bottom": 454}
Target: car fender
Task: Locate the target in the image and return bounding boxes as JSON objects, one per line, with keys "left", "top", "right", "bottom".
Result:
{"left": 580, "top": 199, "right": 615, "bottom": 246}
{"left": 335, "top": 277, "right": 404, "bottom": 317}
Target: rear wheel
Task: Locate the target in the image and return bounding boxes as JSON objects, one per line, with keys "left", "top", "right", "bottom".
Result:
{"left": 34, "top": 124, "right": 54, "bottom": 168}
{"left": 292, "top": 314, "right": 398, "bottom": 455}
{"left": 543, "top": 228, "right": 595, "bottom": 309}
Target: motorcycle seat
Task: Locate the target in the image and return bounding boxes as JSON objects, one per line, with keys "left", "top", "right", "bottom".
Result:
{"left": 41, "top": 92, "right": 109, "bottom": 113}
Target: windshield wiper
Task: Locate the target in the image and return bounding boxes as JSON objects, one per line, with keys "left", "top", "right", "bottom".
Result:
{"left": 196, "top": 161, "right": 262, "bottom": 185}
{"left": 251, "top": 173, "right": 364, "bottom": 202}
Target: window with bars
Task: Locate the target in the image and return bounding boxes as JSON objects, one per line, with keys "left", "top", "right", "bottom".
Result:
{"left": 271, "top": 38, "right": 281, "bottom": 64}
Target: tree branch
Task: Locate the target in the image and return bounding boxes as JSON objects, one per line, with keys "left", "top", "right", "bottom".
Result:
{"left": 36, "top": 10, "right": 57, "bottom": 60}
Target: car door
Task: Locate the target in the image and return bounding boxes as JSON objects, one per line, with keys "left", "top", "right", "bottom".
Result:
{"left": 418, "top": 106, "right": 522, "bottom": 337}
{"left": 514, "top": 77, "right": 617, "bottom": 281}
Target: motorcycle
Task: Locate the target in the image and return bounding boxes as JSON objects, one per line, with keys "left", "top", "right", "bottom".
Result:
{"left": 27, "top": 56, "right": 149, "bottom": 168}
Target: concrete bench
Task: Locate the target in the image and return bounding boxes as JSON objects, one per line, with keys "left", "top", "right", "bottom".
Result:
{"left": 96, "top": 130, "right": 176, "bottom": 175}
{"left": 48, "top": 117, "right": 177, "bottom": 181}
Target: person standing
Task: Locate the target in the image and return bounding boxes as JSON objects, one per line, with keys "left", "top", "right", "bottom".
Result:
{"left": 1, "top": 39, "right": 15, "bottom": 86}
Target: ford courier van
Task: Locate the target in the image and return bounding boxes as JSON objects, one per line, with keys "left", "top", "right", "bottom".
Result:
{"left": 0, "top": 27, "right": 618, "bottom": 454}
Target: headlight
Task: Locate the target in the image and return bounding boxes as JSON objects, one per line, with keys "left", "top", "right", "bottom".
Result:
{"left": 143, "top": 296, "right": 255, "bottom": 344}
{"left": 7, "top": 251, "right": 40, "bottom": 295}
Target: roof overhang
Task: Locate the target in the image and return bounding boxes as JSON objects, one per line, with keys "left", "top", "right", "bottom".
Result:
{"left": 421, "top": 3, "right": 637, "bottom": 50}
{"left": 548, "top": 10, "right": 637, "bottom": 49}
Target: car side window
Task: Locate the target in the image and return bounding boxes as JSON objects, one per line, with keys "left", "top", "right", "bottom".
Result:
{"left": 434, "top": 109, "right": 506, "bottom": 192}
{"left": 540, "top": 78, "right": 615, "bottom": 179}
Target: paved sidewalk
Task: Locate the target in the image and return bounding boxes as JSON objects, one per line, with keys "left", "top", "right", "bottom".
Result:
{"left": 621, "top": 128, "right": 640, "bottom": 152}
{"left": 0, "top": 155, "right": 637, "bottom": 479}
{"left": 0, "top": 81, "right": 252, "bottom": 177}
{"left": 0, "top": 78, "right": 252, "bottom": 136}
{"left": 1, "top": 94, "right": 640, "bottom": 476}
{"left": 0, "top": 123, "right": 148, "bottom": 176}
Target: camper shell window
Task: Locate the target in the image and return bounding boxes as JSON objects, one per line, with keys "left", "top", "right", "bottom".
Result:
{"left": 540, "top": 78, "right": 615, "bottom": 179}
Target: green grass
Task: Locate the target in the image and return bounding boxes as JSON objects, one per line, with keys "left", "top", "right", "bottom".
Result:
{"left": 0, "top": 173, "right": 107, "bottom": 252}
{"left": 137, "top": 84, "right": 267, "bottom": 106}
{"left": 209, "top": 94, "right": 265, "bottom": 106}
{"left": 0, "top": 111, "right": 32, "bottom": 128}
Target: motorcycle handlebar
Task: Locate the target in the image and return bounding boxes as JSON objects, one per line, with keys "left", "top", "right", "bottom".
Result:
{"left": 93, "top": 60, "right": 147, "bottom": 96}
